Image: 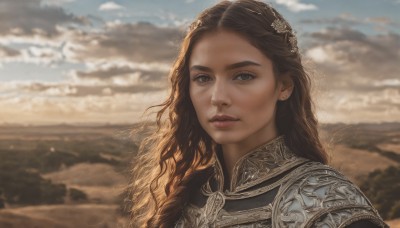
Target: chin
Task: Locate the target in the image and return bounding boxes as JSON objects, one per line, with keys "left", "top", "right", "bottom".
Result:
{"left": 210, "top": 133, "right": 243, "bottom": 145}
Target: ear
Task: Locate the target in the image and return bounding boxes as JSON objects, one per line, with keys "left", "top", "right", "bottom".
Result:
{"left": 278, "top": 73, "right": 294, "bottom": 101}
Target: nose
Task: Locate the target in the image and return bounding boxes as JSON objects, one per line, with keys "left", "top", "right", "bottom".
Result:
{"left": 211, "top": 79, "right": 230, "bottom": 107}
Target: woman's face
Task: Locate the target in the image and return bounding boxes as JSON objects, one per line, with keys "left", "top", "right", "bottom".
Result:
{"left": 189, "top": 29, "right": 291, "bottom": 147}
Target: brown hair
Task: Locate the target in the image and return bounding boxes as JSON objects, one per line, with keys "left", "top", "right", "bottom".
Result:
{"left": 130, "top": 0, "right": 328, "bottom": 227}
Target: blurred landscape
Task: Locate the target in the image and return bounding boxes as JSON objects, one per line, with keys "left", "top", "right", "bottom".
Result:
{"left": 0, "top": 122, "right": 399, "bottom": 227}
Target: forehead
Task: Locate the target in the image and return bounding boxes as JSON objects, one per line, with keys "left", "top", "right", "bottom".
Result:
{"left": 189, "top": 29, "right": 271, "bottom": 68}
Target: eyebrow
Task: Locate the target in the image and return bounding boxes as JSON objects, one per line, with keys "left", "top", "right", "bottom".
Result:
{"left": 190, "top": 60, "right": 261, "bottom": 72}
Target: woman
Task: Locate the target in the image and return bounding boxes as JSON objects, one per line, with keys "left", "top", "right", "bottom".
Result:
{"left": 130, "top": 0, "right": 388, "bottom": 227}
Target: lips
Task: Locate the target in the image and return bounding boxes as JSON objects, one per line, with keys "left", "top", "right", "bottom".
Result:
{"left": 209, "top": 114, "right": 239, "bottom": 122}
{"left": 209, "top": 115, "right": 239, "bottom": 128}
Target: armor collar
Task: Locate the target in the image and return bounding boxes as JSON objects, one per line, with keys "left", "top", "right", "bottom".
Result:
{"left": 210, "top": 136, "right": 307, "bottom": 193}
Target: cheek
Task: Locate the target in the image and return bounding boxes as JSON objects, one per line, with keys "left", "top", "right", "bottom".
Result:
{"left": 189, "top": 85, "right": 197, "bottom": 109}
{"left": 190, "top": 88, "right": 206, "bottom": 119}
{"left": 237, "top": 84, "right": 278, "bottom": 111}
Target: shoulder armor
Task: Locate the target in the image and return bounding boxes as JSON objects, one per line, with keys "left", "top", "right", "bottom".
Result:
{"left": 272, "top": 162, "right": 388, "bottom": 228}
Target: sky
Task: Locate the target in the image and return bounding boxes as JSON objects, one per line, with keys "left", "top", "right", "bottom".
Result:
{"left": 0, "top": 0, "right": 399, "bottom": 125}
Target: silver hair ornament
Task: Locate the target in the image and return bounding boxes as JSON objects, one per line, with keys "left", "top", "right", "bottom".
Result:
{"left": 245, "top": 6, "right": 298, "bottom": 53}
{"left": 268, "top": 4, "right": 298, "bottom": 53}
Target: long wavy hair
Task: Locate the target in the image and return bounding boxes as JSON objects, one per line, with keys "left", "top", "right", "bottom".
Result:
{"left": 129, "top": 0, "right": 328, "bottom": 227}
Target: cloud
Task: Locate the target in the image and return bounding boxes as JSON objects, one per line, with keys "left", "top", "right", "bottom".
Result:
{"left": 73, "top": 65, "right": 168, "bottom": 83}
{"left": 0, "top": 58, "right": 171, "bottom": 98}
{"left": 76, "top": 65, "right": 137, "bottom": 79}
{"left": 366, "top": 17, "right": 393, "bottom": 26}
{"left": 0, "top": 45, "right": 63, "bottom": 66}
{"left": 304, "top": 27, "right": 400, "bottom": 123}
{"left": 373, "top": 79, "right": 400, "bottom": 87}
{"left": 316, "top": 89, "right": 400, "bottom": 123}
{"left": 0, "top": 91, "right": 168, "bottom": 125}
{"left": 0, "top": 0, "right": 87, "bottom": 39}
{"left": 300, "top": 13, "right": 400, "bottom": 31}
{"left": 0, "top": 0, "right": 181, "bottom": 68}
{"left": 68, "top": 22, "right": 182, "bottom": 64}
{"left": 0, "top": 12, "right": 182, "bottom": 69}
{"left": 0, "top": 55, "right": 172, "bottom": 124}
{"left": 41, "top": 0, "right": 76, "bottom": 6}
{"left": 0, "top": 77, "right": 166, "bottom": 98}
{"left": 307, "top": 28, "right": 400, "bottom": 66}
{"left": 98, "top": 2, "right": 125, "bottom": 11}
{"left": 275, "top": 0, "right": 317, "bottom": 12}
{"left": 0, "top": 45, "right": 20, "bottom": 58}
{"left": 300, "top": 14, "right": 362, "bottom": 26}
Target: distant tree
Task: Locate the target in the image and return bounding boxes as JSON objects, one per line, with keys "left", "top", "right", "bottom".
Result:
{"left": 69, "top": 188, "right": 87, "bottom": 202}
{"left": 40, "top": 180, "right": 67, "bottom": 204}
{"left": 360, "top": 165, "right": 400, "bottom": 220}
{"left": 0, "top": 189, "right": 4, "bottom": 209}
{"left": 41, "top": 151, "right": 78, "bottom": 172}
{"left": 0, "top": 165, "right": 66, "bottom": 205}
{"left": 389, "top": 201, "right": 400, "bottom": 219}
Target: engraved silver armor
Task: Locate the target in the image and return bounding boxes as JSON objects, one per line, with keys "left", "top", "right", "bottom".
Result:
{"left": 174, "top": 136, "right": 388, "bottom": 228}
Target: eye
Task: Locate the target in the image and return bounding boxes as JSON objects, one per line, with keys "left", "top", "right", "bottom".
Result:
{"left": 193, "top": 74, "right": 212, "bottom": 83}
{"left": 234, "top": 72, "right": 255, "bottom": 81}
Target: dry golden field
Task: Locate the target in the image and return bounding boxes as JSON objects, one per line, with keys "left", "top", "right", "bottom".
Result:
{"left": 329, "top": 144, "right": 398, "bottom": 184}
{"left": 377, "top": 143, "right": 400, "bottom": 155}
{"left": 386, "top": 218, "right": 400, "bottom": 228}
{"left": 0, "top": 204, "right": 128, "bottom": 228}
{"left": 43, "top": 163, "right": 127, "bottom": 204}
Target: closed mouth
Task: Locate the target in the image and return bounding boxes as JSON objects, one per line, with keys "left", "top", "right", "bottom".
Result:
{"left": 210, "top": 115, "right": 239, "bottom": 122}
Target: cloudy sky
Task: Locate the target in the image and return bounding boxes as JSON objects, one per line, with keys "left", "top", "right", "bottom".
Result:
{"left": 0, "top": 0, "right": 399, "bottom": 125}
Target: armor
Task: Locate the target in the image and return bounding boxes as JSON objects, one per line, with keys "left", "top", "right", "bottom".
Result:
{"left": 175, "top": 136, "right": 388, "bottom": 228}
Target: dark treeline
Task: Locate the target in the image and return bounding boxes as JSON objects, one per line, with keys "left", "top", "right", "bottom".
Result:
{"left": 0, "top": 136, "right": 137, "bottom": 207}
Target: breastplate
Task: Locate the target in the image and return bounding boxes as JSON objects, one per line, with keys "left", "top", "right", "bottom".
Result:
{"left": 174, "top": 136, "right": 387, "bottom": 228}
